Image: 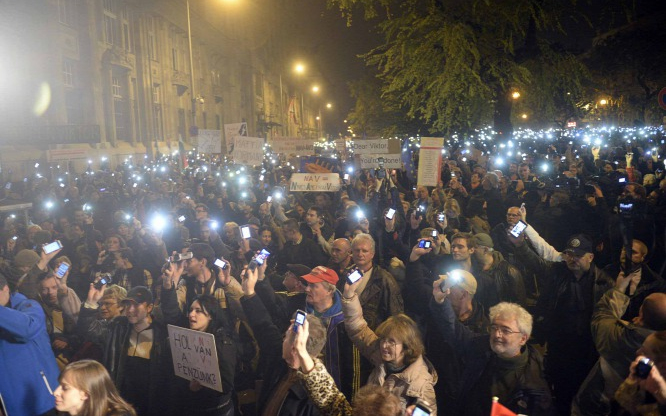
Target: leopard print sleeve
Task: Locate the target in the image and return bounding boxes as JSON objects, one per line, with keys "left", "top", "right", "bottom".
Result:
{"left": 299, "top": 358, "right": 353, "bottom": 416}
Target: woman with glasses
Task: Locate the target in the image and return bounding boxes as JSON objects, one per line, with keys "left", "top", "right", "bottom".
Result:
{"left": 74, "top": 284, "right": 127, "bottom": 361}
{"left": 340, "top": 277, "right": 437, "bottom": 414}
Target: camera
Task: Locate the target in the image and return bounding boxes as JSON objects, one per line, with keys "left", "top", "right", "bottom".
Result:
{"left": 418, "top": 240, "right": 432, "bottom": 249}
{"left": 635, "top": 357, "right": 654, "bottom": 379}
{"left": 94, "top": 273, "right": 113, "bottom": 289}
{"left": 169, "top": 252, "right": 194, "bottom": 262}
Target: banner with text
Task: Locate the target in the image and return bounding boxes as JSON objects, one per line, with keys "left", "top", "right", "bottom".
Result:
{"left": 272, "top": 138, "right": 315, "bottom": 155}
{"left": 233, "top": 136, "right": 264, "bottom": 166}
{"left": 417, "top": 137, "right": 444, "bottom": 187}
{"left": 223, "top": 122, "right": 247, "bottom": 154}
{"left": 197, "top": 130, "right": 222, "bottom": 154}
{"left": 290, "top": 173, "right": 341, "bottom": 192}
{"left": 358, "top": 154, "right": 402, "bottom": 169}
{"left": 168, "top": 325, "right": 223, "bottom": 393}
{"left": 300, "top": 156, "right": 340, "bottom": 173}
{"left": 351, "top": 139, "right": 390, "bottom": 154}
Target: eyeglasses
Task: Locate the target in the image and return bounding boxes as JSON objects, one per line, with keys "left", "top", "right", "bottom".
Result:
{"left": 380, "top": 338, "right": 398, "bottom": 347}
{"left": 488, "top": 324, "right": 521, "bottom": 337}
{"left": 98, "top": 301, "right": 118, "bottom": 308}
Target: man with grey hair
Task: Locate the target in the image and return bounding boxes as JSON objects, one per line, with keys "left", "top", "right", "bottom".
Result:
{"left": 349, "top": 233, "right": 403, "bottom": 330}
{"left": 430, "top": 276, "right": 553, "bottom": 415}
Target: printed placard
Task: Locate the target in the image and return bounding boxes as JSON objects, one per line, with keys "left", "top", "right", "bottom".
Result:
{"left": 290, "top": 173, "right": 341, "bottom": 192}
{"left": 358, "top": 154, "right": 402, "bottom": 169}
{"left": 168, "top": 325, "right": 223, "bottom": 393}
{"left": 417, "top": 137, "right": 444, "bottom": 187}
{"left": 197, "top": 130, "right": 222, "bottom": 154}
{"left": 232, "top": 136, "right": 264, "bottom": 166}
{"left": 351, "top": 139, "right": 390, "bottom": 154}
{"left": 223, "top": 122, "right": 247, "bottom": 154}
{"left": 272, "top": 138, "right": 315, "bottom": 155}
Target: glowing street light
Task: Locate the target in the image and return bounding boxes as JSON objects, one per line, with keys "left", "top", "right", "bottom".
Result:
{"left": 511, "top": 91, "right": 521, "bottom": 99}
{"left": 599, "top": 99, "right": 608, "bottom": 106}
{"left": 294, "top": 63, "right": 305, "bottom": 74}
{"left": 326, "top": 103, "right": 332, "bottom": 109}
{"left": 521, "top": 113, "right": 528, "bottom": 119}
{"left": 312, "top": 85, "right": 319, "bottom": 93}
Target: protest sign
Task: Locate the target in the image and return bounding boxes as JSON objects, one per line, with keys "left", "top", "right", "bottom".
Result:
{"left": 272, "top": 138, "right": 315, "bottom": 155}
{"left": 417, "top": 137, "right": 444, "bottom": 187}
{"left": 168, "top": 325, "right": 223, "bottom": 393}
{"left": 351, "top": 139, "right": 389, "bottom": 154}
{"left": 232, "top": 136, "right": 264, "bottom": 166}
{"left": 223, "top": 122, "right": 247, "bottom": 154}
{"left": 358, "top": 154, "right": 402, "bottom": 169}
{"left": 290, "top": 173, "right": 341, "bottom": 192}
{"left": 299, "top": 156, "right": 340, "bottom": 173}
{"left": 197, "top": 130, "right": 222, "bottom": 154}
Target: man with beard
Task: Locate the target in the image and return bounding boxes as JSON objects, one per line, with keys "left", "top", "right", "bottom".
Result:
{"left": 430, "top": 280, "right": 553, "bottom": 415}
{"left": 603, "top": 239, "right": 666, "bottom": 321}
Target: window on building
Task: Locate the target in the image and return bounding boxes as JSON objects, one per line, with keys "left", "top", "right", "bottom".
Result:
{"left": 202, "top": 112, "right": 207, "bottom": 129}
{"left": 121, "top": 8, "right": 132, "bottom": 52}
{"left": 216, "top": 114, "right": 221, "bottom": 130}
{"left": 148, "top": 17, "right": 158, "bottom": 61}
{"left": 62, "top": 59, "right": 75, "bottom": 87}
{"left": 58, "top": 0, "right": 76, "bottom": 26}
{"left": 103, "top": 0, "right": 118, "bottom": 45}
{"left": 153, "top": 105, "right": 163, "bottom": 139}
{"left": 172, "top": 47, "right": 178, "bottom": 71}
{"left": 112, "top": 76, "right": 122, "bottom": 98}
{"left": 152, "top": 84, "right": 160, "bottom": 104}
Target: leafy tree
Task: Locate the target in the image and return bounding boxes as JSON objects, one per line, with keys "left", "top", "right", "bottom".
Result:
{"left": 329, "top": 0, "right": 590, "bottom": 135}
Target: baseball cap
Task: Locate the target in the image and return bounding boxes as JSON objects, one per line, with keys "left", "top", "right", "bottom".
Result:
{"left": 286, "top": 264, "right": 312, "bottom": 277}
{"left": 473, "top": 233, "right": 494, "bottom": 249}
{"left": 122, "top": 286, "right": 154, "bottom": 305}
{"left": 301, "top": 266, "right": 339, "bottom": 285}
{"left": 563, "top": 234, "right": 594, "bottom": 256}
{"left": 441, "top": 269, "right": 477, "bottom": 295}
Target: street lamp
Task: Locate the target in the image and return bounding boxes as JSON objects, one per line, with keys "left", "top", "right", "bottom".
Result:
{"left": 521, "top": 113, "right": 528, "bottom": 119}
{"left": 312, "top": 85, "right": 320, "bottom": 93}
{"left": 512, "top": 91, "right": 521, "bottom": 99}
{"left": 294, "top": 63, "right": 305, "bottom": 74}
{"left": 599, "top": 99, "right": 608, "bottom": 106}
{"left": 326, "top": 103, "right": 332, "bottom": 109}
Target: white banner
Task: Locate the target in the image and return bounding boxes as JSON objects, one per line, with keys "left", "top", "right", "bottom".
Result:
{"left": 197, "top": 130, "right": 222, "bottom": 154}
{"left": 351, "top": 139, "right": 389, "bottom": 154}
{"left": 417, "top": 137, "right": 444, "bottom": 187}
{"left": 358, "top": 154, "right": 402, "bottom": 169}
{"left": 290, "top": 173, "right": 341, "bottom": 192}
{"left": 272, "top": 138, "right": 315, "bottom": 155}
{"left": 232, "top": 136, "right": 264, "bottom": 166}
{"left": 168, "top": 325, "right": 223, "bottom": 393}
{"left": 223, "top": 122, "right": 247, "bottom": 154}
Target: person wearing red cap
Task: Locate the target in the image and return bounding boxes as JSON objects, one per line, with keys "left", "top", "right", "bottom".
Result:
{"left": 299, "top": 265, "right": 369, "bottom": 401}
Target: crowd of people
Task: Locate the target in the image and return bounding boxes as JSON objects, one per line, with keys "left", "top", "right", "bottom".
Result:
{"left": 1, "top": 131, "right": 666, "bottom": 416}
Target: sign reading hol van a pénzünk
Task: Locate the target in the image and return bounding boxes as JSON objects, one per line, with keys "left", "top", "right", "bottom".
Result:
{"left": 168, "top": 325, "right": 223, "bottom": 393}
{"left": 290, "top": 173, "right": 341, "bottom": 192}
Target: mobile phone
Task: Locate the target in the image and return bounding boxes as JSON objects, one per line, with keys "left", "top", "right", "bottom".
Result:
{"left": 266, "top": 195, "right": 272, "bottom": 203}
{"left": 43, "top": 240, "right": 63, "bottom": 254}
{"left": 94, "top": 274, "right": 112, "bottom": 289}
{"left": 255, "top": 249, "right": 271, "bottom": 266}
{"left": 241, "top": 225, "right": 252, "bottom": 239}
{"left": 431, "top": 230, "right": 438, "bottom": 238}
{"left": 385, "top": 208, "right": 396, "bottom": 220}
{"left": 439, "top": 270, "right": 462, "bottom": 292}
{"left": 55, "top": 262, "right": 70, "bottom": 279}
{"left": 509, "top": 220, "right": 527, "bottom": 238}
{"left": 344, "top": 173, "right": 350, "bottom": 181}
{"left": 618, "top": 177, "right": 626, "bottom": 183}
{"left": 4, "top": 182, "right": 11, "bottom": 190}
{"left": 169, "top": 252, "right": 194, "bottom": 262}
{"left": 293, "top": 310, "right": 307, "bottom": 332}
{"left": 214, "top": 259, "right": 228, "bottom": 270}
{"left": 178, "top": 215, "right": 186, "bottom": 222}
{"left": 11, "top": 236, "right": 17, "bottom": 241}
{"left": 437, "top": 213, "right": 445, "bottom": 222}
{"left": 412, "top": 403, "right": 432, "bottom": 416}
{"left": 346, "top": 268, "right": 363, "bottom": 285}
{"left": 418, "top": 240, "right": 432, "bottom": 249}
{"left": 635, "top": 357, "right": 654, "bottom": 379}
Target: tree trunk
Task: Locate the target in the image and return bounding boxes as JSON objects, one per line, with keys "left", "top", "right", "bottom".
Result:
{"left": 494, "top": 89, "right": 513, "bottom": 139}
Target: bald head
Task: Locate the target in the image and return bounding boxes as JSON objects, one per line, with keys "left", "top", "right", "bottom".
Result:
{"left": 641, "top": 293, "right": 666, "bottom": 331}
{"left": 330, "top": 238, "right": 352, "bottom": 264}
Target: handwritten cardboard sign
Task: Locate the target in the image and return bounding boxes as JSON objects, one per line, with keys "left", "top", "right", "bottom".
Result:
{"left": 168, "top": 325, "right": 223, "bottom": 392}
{"left": 290, "top": 173, "right": 341, "bottom": 192}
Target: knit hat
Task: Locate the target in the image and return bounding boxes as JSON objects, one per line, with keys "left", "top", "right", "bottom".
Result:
{"left": 14, "top": 249, "right": 40, "bottom": 269}
{"left": 473, "top": 233, "right": 494, "bottom": 249}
